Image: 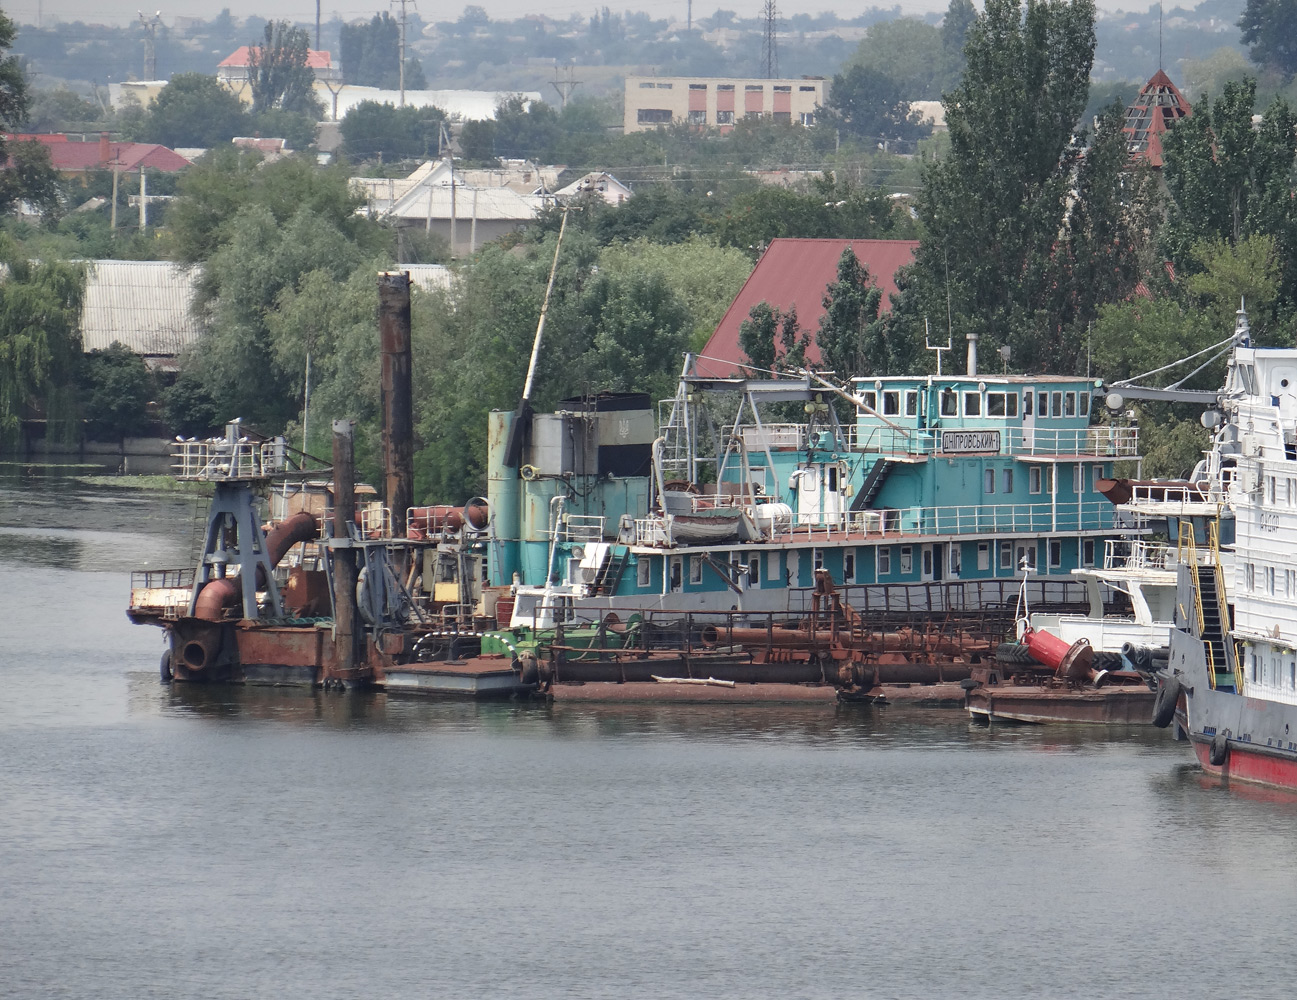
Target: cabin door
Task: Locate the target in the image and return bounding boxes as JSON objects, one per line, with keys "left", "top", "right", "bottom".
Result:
{"left": 924, "top": 543, "right": 944, "bottom": 582}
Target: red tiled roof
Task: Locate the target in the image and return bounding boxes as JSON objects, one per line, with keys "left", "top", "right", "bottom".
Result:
{"left": 1123, "top": 69, "right": 1191, "bottom": 169}
{"left": 3, "top": 134, "right": 192, "bottom": 173}
{"left": 218, "top": 45, "right": 332, "bottom": 70}
{"left": 697, "top": 237, "right": 918, "bottom": 375}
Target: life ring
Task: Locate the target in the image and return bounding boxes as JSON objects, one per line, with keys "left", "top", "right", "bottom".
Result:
{"left": 1151, "top": 675, "right": 1182, "bottom": 728}
{"left": 1209, "top": 730, "right": 1229, "bottom": 767}
{"left": 160, "top": 648, "right": 174, "bottom": 683}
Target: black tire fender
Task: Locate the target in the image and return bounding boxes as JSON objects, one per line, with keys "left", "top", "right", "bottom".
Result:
{"left": 160, "top": 648, "right": 174, "bottom": 683}
{"left": 1152, "top": 674, "right": 1182, "bottom": 728}
{"left": 1209, "top": 730, "right": 1229, "bottom": 768}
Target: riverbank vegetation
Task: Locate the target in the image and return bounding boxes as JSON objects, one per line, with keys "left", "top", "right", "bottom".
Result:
{"left": 1, "top": 0, "right": 1296, "bottom": 485}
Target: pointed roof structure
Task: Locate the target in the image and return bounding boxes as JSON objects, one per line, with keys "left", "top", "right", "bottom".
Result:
{"left": 1123, "top": 69, "right": 1191, "bottom": 169}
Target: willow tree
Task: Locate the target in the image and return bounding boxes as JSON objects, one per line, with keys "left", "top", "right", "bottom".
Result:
{"left": 0, "top": 254, "right": 87, "bottom": 447}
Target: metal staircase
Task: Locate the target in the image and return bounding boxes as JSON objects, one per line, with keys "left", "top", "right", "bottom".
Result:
{"left": 1181, "top": 520, "right": 1236, "bottom": 690}
{"left": 590, "top": 545, "right": 629, "bottom": 596}
{"left": 852, "top": 457, "right": 895, "bottom": 511}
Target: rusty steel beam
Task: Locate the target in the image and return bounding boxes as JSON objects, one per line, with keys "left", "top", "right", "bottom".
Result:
{"left": 331, "top": 419, "right": 358, "bottom": 679}
{"left": 378, "top": 271, "right": 414, "bottom": 538}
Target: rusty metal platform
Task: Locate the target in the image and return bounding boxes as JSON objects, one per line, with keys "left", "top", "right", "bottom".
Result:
{"left": 966, "top": 684, "right": 1155, "bottom": 725}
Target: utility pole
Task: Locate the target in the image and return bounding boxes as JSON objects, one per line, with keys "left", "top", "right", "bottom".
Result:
{"left": 760, "top": 0, "right": 778, "bottom": 79}
{"left": 390, "top": 0, "right": 415, "bottom": 107}
{"left": 315, "top": 0, "right": 321, "bottom": 50}
{"left": 550, "top": 61, "right": 581, "bottom": 111}
{"left": 687, "top": 0, "right": 692, "bottom": 32}
{"left": 138, "top": 10, "right": 162, "bottom": 80}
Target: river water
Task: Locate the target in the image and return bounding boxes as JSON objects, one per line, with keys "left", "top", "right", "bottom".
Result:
{"left": 2, "top": 467, "right": 1295, "bottom": 1000}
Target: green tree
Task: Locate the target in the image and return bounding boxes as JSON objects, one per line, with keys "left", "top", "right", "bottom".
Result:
{"left": 340, "top": 100, "right": 447, "bottom": 161}
{"left": 143, "top": 73, "right": 247, "bottom": 148}
{"left": 844, "top": 19, "right": 946, "bottom": 99}
{"left": 79, "top": 343, "right": 157, "bottom": 440}
{"left": 248, "top": 21, "right": 320, "bottom": 116}
{"left": 189, "top": 202, "right": 378, "bottom": 430}
{"left": 816, "top": 247, "right": 883, "bottom": 378}
{"left": 1238, "top": 0, "right": 1297, "bottom": 79}
{"left": 821, "top": 64, "right": 931, "bottom": 145}
{"left": 25, "top": 86, "right": 102, "bottom": 131}
{"left": 1161, "top": 80, "right": 1297, "bottom": 309}
{"left": 492, "top": 95, "right": 561, "bottom": 160}
{"left": 248, "top": 108, "right": 319, "bottom": 151}
{"left": 910, "top": 0, "right": 1102, "bottom": 370}
{"left": 738, "top": 302, "right": 807, "bottom": 373}
{"left": 0, "top": 250, "right": 86, "bottom": 446}
{"left": 340, "top": 13, "right": 399, "bottom": 88}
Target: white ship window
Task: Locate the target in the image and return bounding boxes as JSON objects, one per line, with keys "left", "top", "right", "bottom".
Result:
{"left": 1286, "top": 569, "right": 1295, "bottom": 596}
{"left": 1049, "top": 539, "right": 1062, "bottom": 568}
{"left": 1092, "top": 466, "right": 1103, "bottom": 491}
{"left": 1000, "top": 541, "right": 1013, "bottom": 571}
{"left": 1079, "top": 393, "right": 1090, "bottom": 416}
{"left": 1251, "top": 654, "right": 1259, "bottom": 682}
{"left": 1002, "top": 468, "right": 1014, "bottom": 492}
{"left": 768, "top": 552, "right": 781, "bottom": 580}
{"left": 1267, "top": 476, "right": 1277, "bottom": 504}
{"left": 689, "top": 556, "right": 703, "bottom": 585}
{"left": 1246, "top": 563, "right": 1256, "bottom": 591}
{"left": 941, "top": 390, "right": 958, "bottom": 416}
{"left": 1029, "top": 467, "right": 1042, "bottom": 494}
{"left": 922, "top": 547, "right": 933, "bottom": 576}
{"left": 1290, "top": 661, "right": 1295, "bottom": 689}
{"left": 883, "top": 390, "right": 900, "bottom": 415}
{"left": 1051, "top": 391, "right": 1063, "bottom": 416}
{"left": 984, "top": 469, "right": 996, "bottom": 494}
{"left": 637, "top": 557, "right": 651, "bottom": 588}
{"left": 1016, "top": 543, "right": 1037, "bottom": 571}
{"left": 905, "top": 391, "right": 918, "bottom": 416}
{"left": 1267, "top": 566, "right": 1276, "bottom": 595}
{"left": 878, "top": 547, "right": 891, "bottom": 575}
{"left": 1288, "top": 479, "right": 1295, "bottom": 505}
{"left": 670, "top": 556, "right": 683, "bottom": 592}
{"left": 1063, "top": 392, "right": 1076, "bottom": 416}
{"left": 1082, "top": 539, "right": 1096, "bottom": 566}
{"left": 748, "top": 557, "right": 759, "bottom": 588}
{"left": 1075, "top": 464, "right": 1084, "bottom": 494}
{"left": 949, "top": 545, "right": 962, "bottom": 575}
{"left": 964, "top": 392, "right": 982, "bottom": 416}
{"left": 900, "top": 546, "right": 913, "bottom": 574}
{"left": 844, "top": 550, "right": 856, "bottom": 583}
{"left": 1023, "top": 392, "right": 1034, "bottom": 416}
{"left": 860, "top": 390, "right": 877, "bottom": 412}
{"left": 813, "top": 547, "right": 824, "bottom": 570}
{"left": 978, "top": 542, "right": 990, "bottom": 571}
{"left": 1038, "top": 391, "right": 1049, "bottom": 415}
{"left": 986, "top": 392, "right": 1018, "bottom": 417}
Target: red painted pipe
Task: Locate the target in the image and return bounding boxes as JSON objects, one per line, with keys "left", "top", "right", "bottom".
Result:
{"left": 407, "top": 503, "right": 488, "bottom": 538}
{"left": 193, "top": 511, "right": 320, "bottom": 623}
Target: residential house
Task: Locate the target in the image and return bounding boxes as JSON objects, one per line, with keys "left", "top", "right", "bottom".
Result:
{"left": 624, "top": 75, "right": 826, "bottom": 133}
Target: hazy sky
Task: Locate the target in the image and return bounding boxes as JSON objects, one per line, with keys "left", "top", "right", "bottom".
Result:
{"left": 9, "top": 0, "right": 1138, "bottom": 30}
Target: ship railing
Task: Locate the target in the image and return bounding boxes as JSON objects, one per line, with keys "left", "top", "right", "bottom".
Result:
{"left": 359, "top": 504, "right": 391, "bottom": 538}
{"left": 738, "top": 423, "right": 807, "bottom": 451}
{"left": 630, "top": 499, "right": 1115, "bottom": 547}
{"left": 554, "top": 514, "right": 606, "bottom": 543}
{"left": 1126, "top": 481, "right": 1226, "bottom": 507}
{"left": 852, "top": 424, "right": 1139, "bottom": 458}
{"left": 128, "top": 567, "right": 196, "bottom": 619}
{"left": 171, "top": 438, "right": 287, "bottom": 480}
{"left": 1102, "top": 538, "right": 1177, "bottom": 572}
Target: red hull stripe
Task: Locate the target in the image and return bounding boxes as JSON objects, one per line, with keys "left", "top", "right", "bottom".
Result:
{"left": 1192, "top": 738, "right": 1297, "bottom": 789}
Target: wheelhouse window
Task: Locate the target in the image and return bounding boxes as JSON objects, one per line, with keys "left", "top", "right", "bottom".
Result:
{"left": 1082, "top": 539, "right": 1096, "bottom": 566}
{"left": 860, "top": 390, "right": 877, "bottom": 412}
{"left": 1038, "top": 391, "right": 1049, "bottom": 415}
{"left": 1023, "top": 391, "right": 1033, "bottom": 416}
{"left": 899, "top": 546, "right": 913, "bottom": 574}
{"left": 1002, "top": 468, "right": 1014, "bottom": 493}
{"left": 1063, "top": 392, "right": 1076, "bottom": 417}
{"left": 1049, "top": 539, "right": 1062, "bottom": 568}
{"left": 905, "top": 390, "right": 918, "bottom": 416}
{"left": 1079, "top": 392, "right": 1091, "bottom": 416}
{"left": 999, "top": 541, "right": 1013, "bottom": 571}
{"left": 689, "top": 555, "right": 703, "bottom": 585}
{"left": 986, "top": 392, "right": 1018, "bottom": 417}
{"left": 963, "top": 391, "right": 981, "bottom": 416}
{"left": 984, "top": 469, "right": 996, "bottom": 494}
{"left": 878, "top": 547, "right": 891, "bottom": 575}
{"left": 883, "top": 390, "right": 900, "bottom": 415}
{"left": 637, "top": 557, "right": 651, "bottom": 588}
{"left": 941, "top": 389, "right": 958, "bottom": 416}
{"left": 1029, "top": 467, "right": 1042, "bottom": 494}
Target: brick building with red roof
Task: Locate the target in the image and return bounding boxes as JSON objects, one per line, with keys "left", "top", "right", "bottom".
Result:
{"left": 3, "top": 132, "right": 191, "bottom": 179}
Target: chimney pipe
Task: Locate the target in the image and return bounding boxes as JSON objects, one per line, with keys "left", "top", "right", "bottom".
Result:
{"left": 378, "top": 271, "right": 414, "bottom": 538}
{"left": 966, "top": 331, "right": 979, "bottom": 377}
